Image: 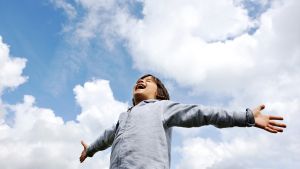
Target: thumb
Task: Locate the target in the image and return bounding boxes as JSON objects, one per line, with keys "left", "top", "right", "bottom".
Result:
{"left": 252, "top": 104, "right": 265, "bottom": 117}
{"left": 81, "top": 140, "right": 87, "bottom": 150}
{"left": 259, "top": 104, "right": 265, "bottom": 111}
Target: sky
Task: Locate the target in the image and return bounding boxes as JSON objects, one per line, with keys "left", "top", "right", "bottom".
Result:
{"left": 0, "top": 0, "right": 299, "bottom": 168}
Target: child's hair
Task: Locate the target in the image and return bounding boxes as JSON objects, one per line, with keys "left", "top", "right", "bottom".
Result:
{"left": 132, "top": 74, "right": 170, "bottom": 106}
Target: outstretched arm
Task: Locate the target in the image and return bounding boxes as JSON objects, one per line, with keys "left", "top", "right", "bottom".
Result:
{"left": 162, "top": 100, "right": 255, "bottom": 128}
{"left": 252, "top": 105, "right": 286, "bottom": 133}
{"left": 79, "top": 123, "right": 118, "bottom": 163}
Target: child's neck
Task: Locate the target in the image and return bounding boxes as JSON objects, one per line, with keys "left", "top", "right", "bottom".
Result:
{"left": 134, "top": 98, "right": 156, "bottom": 105}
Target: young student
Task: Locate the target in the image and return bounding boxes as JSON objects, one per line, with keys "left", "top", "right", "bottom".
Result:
{"left": 79, "top": 74, "right": 286, "bottom": 169}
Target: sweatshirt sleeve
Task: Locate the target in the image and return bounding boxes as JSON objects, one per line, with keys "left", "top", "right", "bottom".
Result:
{"left": 86, "top": 123, "right": 118, "bottom": 157}
{"left": 161, "top": 100, "right": 255, "bottom": 128}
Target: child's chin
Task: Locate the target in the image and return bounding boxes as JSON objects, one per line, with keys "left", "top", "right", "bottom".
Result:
{"left": 134, "top": 89, "right": 145, "bottom": 94}
{"left": 133, "top": 92, "right": 148, "bottom": 99}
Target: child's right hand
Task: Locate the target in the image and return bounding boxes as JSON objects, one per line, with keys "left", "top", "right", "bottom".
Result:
{"left": 79, "top": 140, "right": 88, "bottom": 163}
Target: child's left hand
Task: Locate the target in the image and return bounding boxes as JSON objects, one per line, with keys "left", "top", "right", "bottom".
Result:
{"left": 80, "top": 140, "right": 88, "bottom": 163}
{"left": 252, "top": 105, "right": 287, "bottom": 133}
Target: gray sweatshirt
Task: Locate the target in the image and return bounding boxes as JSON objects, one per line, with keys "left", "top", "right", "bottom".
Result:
{"left": 86, "top": 99, "right": 255, "bottom": 169}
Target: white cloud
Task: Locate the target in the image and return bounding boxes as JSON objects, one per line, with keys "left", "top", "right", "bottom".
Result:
{"left": 74, "top": 79, "right": 128, "bottom": 134}
{"left": 59, "top": 0, "right": 118, "bottom": 43}
{"left": 175, "top": 134, "right": 298, "bottom": 169}
{"left": 112, "top": 0, "right": 256, "bottom": 89}
{"left": 175, "top": 137, "right": 256, "bottom": 169}
{"left": 0, "top": 79, "right": 128, "bottom": 169}
{"left": 0, "top": 36, "right": 27, "bottom": 95}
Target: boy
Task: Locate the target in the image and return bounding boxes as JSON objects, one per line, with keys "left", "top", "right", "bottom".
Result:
{"left": 79, "top": 74, "right": 286, "bottom": 169}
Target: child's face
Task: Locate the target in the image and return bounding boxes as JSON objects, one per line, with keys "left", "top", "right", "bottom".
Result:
{"left": 133, "top": 76, "right": 158, "bottom": 104}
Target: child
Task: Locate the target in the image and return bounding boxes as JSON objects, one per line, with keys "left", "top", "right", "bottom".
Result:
{"left": 79, "top": 74, "right": 286, "bottom": 169}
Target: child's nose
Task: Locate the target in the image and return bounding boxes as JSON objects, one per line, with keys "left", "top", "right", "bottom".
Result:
{"left": 137, "top": 79, "right": 144, "bottom": 84}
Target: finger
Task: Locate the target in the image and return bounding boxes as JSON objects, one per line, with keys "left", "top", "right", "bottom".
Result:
{"left": 269, "top": 115, "right": 284, "bottom": 120}
{"left": 265, "top": 126, "right": 277, "bottom": 133}
{"left": 267, "top": 124, "right": 283, "bottom": 132}
{"left": 80, "top": 152, "right": 87, "bottom": 163}
{"left": 81, "top": 157, "right": 86, "bottom": 163}
{"left": 80, "top": 156, "right": 85, "bottom": 163}
{"left": 269, "top": 121, "right": 287, "bottom": 128}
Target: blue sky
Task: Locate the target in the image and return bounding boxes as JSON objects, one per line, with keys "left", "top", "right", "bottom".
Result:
{"left": 0, "top": 0, "right": 299, "bottom": 169}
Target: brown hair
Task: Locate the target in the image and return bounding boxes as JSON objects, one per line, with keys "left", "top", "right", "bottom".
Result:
{"left": 132, "top": 74, "right": 170, "bottom": 106}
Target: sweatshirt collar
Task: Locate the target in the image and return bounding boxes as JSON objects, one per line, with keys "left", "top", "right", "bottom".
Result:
{"left": 137, "top": 99, "right": 158, "bottom": 106}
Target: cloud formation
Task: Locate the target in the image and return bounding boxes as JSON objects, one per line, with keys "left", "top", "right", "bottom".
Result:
{"left": 74, "top": 79, "right": 128, "bottom": 134}
{"left": 0, "top": 36, "right": 27, "bottom": 95}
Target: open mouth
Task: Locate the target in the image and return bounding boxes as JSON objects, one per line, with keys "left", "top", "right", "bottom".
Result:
{"left": 136, "top": 83, "right": 146, "bottom": 90}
